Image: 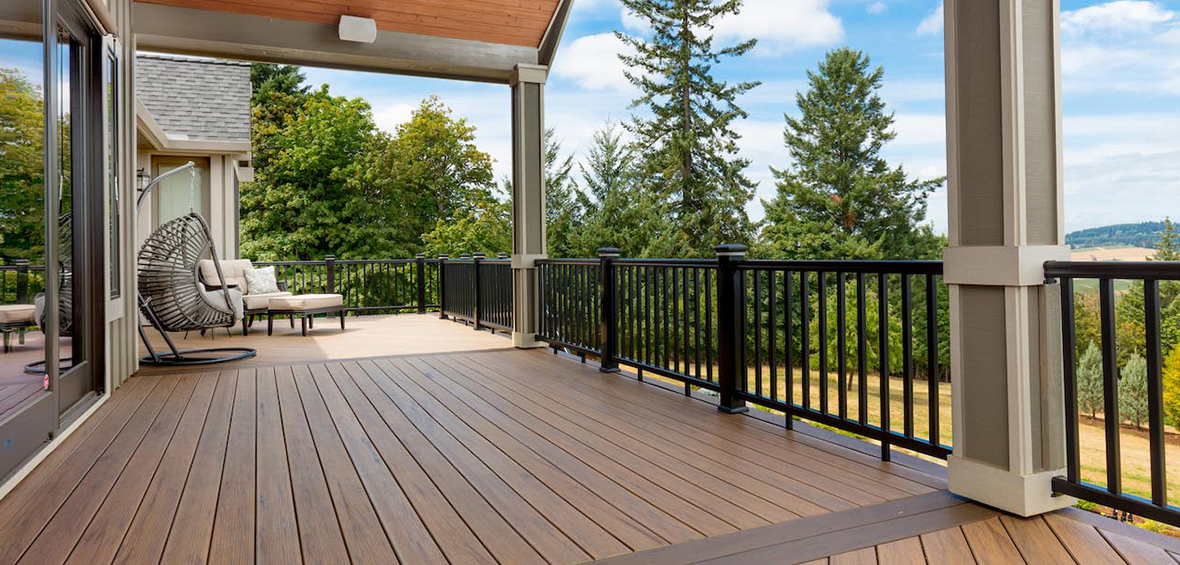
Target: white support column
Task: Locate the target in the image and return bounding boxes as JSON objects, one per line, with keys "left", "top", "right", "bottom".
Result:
{"left": 510, "top": 64, "right": 548, "bottom": 348}
{"left": 944, "top": 0, "right": 1074, "bottom": 516}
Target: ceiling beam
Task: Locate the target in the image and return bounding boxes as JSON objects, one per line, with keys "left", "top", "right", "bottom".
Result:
{"left": 132, "top": 2, "right": 538, "bottom": 84}
{"left": 538, "top": 0, "right": 574, "bottom": 68}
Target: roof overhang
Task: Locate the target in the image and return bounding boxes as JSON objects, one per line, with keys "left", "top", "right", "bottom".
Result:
{"left": 136, "top": 99, "right": 251, "bottom": 153}
{"left": 132, "top": 1, "right": 573, "bottom": 84}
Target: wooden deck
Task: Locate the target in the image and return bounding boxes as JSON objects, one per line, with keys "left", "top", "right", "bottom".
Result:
{"left": 1, "top": 316, "right": 1178, "bottom": 564}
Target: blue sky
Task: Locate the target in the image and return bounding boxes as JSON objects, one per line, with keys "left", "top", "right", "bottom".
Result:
{"left": 303, "top": 0, "right": 1180, "bottom": 236}
{"left": 4, "top": 1, "right": 1178, "bottom": 235}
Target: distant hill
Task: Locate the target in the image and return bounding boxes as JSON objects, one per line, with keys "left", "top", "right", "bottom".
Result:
{"left": 1066, "top": 221, "right": 1166, "bottom": 249}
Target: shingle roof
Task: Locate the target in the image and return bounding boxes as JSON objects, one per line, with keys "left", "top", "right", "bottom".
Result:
{"left": 135, "top": 53, "right": 251, "bottom": 143}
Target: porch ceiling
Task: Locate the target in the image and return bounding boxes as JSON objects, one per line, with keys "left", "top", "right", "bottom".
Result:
{"left": 131, "top": 0, "right": 572, "bottom": 83}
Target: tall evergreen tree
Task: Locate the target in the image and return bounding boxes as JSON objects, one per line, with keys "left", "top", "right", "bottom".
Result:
{"left": 1155, "top": 217, "right": 1179, "bottom": 261}
{"left": 576, "top": 124, "right": 652, "bottom": 257}
{"left": 543, "top": 128, "right": 582, "bottom": 258}
{"left": 760, "top": 48, "right": 942, "bottom": 261}
{"left": 248, "top": 64, "right": 309, "bottom": 175}
{"left": 617, "top": 0, "right": 759, "bottom": 257}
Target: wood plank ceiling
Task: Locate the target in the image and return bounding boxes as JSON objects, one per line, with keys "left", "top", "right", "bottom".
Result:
{"left": 134, "top": 0, "right": 562, "bottom": 47}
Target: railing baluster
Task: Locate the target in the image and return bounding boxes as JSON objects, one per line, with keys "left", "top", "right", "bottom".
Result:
{"left": 837, "top": 272, "right": 847, "bottom": 420}
{"left": 1144, "top": 279, "right": 1167, "bottom": 507}
{"left": 902, "top": 273, "right": 914, "bottom": 439}
{"left": 926, "top": 274, "right": 940, "bottom": 446}
{"left": 785, "top": 270, "right": 794, "bottom": 417}
{"left": 705, "top": 268, "right": 713, "bottom": 384}
{"left": 801, "top": 271, "right": 810, "bottom": 410}
{"left": 769, "top": 270, "right": 778, "bottom": 403}
{"left": 819, "top": 271, "right": 828, "bottom": 414}
{"left": 1099, "top": 277, "right": 1120, "bottom": 494}
{"left": 879, "top": 272, "right": 890, "bottom": 461}
{"left": 754, "top": 269, "right": 763, "bottom": 397}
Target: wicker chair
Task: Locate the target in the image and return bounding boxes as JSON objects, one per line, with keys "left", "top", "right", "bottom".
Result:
{"left": 136, "top": 211, "right": 255, "bottom": 365}
{"left": 25, "top": 214, "right": 75, "bottom": 374}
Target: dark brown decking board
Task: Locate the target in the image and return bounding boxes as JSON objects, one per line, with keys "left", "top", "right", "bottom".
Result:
{"left": 4, "top": 346, "right": 1176, "bottom": 565}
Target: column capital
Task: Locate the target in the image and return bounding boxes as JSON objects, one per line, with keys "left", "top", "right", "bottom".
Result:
{"left": 510, "top": 64, "right": 548, "bottom": 86}
{"left": 942, "top": 245, "right": 1070, "bottom": 287}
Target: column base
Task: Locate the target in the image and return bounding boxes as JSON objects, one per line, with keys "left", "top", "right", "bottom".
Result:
{"left": 948, "top": 456, "right": 1074, "bottom": 516}
{"left": 512, "top": 332, "right": 547, "bottom": 349}
{"left": 718, "top": 404, "right": 749, "bottom": 414}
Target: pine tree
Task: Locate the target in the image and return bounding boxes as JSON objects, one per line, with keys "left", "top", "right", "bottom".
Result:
{"left": 617, "top": 0, "right": 760, "bottom": 257}
{"left": 249, "top": 64, "right": 309, "bottom": 175}
{"left": 544, "top": 128, "right": 582, "bottom": 258}
{"left": 576, "top": 124, "right": 653, "bottom": 257}
{"left": 1156, "top": 217, "right": 1179, "bottom": 261}
{"left": 1120, "top": 353, "right": 1149, "bottom": 429}
{"left": 1077, "top": 342, "right": 1104, "bottom": 419}
{"left": 760, "top": 48, "right": 942, "bottom": 261}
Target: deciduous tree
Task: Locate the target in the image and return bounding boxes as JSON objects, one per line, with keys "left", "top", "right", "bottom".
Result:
{"left": 0, "top": 68, "right": 44, "bottom": 263}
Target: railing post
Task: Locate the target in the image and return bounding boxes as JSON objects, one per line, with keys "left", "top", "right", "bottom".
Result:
{"left": 472, "top": 252, "right": 484, "bottom": 330}
{"left": 438, "top": 254, "right": 449, "bottom": 320}
{"left": 598, "top": 248, "right": 621, "bottom": 373}
{"left": 15, "top": 259, "right": 29, "bottom": 304}
{"left": 715, "top": 244, "right": 749, "bottom": 414}
{"left": 325, "top": 255, "right": 336, "bottom": 294}
{"left": 498, "top": 252, "right": 509, "bottom": 259}
{"left": 415, "top": 253, "right": 427, "bottom": 314}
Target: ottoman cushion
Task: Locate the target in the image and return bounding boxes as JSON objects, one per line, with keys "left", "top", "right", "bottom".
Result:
{"left": 269, "top": 294, "right": 343, "bottom": 311}
{"left": 0, "top": 304, "right": 35, "bottom": 324}
{"left": 243, "top": 291, "right": 293, "bottom": 310}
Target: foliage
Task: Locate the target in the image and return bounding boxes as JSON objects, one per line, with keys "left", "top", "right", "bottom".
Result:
{"left": 1156, "top": 218, "right": 1179, "bottom": 261}
{"left": 422, "top": 194, "right": 511, "bottom": 258}
{"left": 574, "top": 124, "right": 654, "bottom": 257}
{"left": 759, "top": 48, "right": 942, "bottom": 261}
{"left": 240, "top": 87, "right": 384, "bottom": 260}
{"left": 0, "top": 68, "right": 45, "bottom": 263}
{"left": 249, "top": 64, "right": 309, "bottom": 176}
{"left": 356, "top": 96, "right": 497, "bottom": 256}
{"left": 1065, "top": 221, "right": 1168, "bottom": 249}
{"left": 1163, "top": 345, "right": 1180, "bottom": 429}
{"left": 543, "top": 128, "right": 582, "bottom": 258}
{"left": 617, "top": 0, "right": 759, "bottom": 257}
{"left": 1077, "top": 342, "right": 1104, "bottom": 419}
{"left": 1119, "top": 353, "right": 1149, "bottom": 429}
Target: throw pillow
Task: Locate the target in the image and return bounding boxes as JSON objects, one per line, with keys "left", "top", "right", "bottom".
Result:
{"left": 244, "top": 266, "right": 280, "bottom": 295}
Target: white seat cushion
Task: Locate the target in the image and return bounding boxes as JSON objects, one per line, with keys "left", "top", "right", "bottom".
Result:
{"left": 198, "top": 259, "right": 255, "bottom": 294}
{"left": 243, "top": 291, "right": 293, "bottom": 310}
{"left": 0, "top": 304, "right": 35, "bottom": 324}
{"left": 268, "top": 294, "right": 344, "bottom": 311}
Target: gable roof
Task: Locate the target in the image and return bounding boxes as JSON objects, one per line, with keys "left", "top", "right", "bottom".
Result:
{"left": 135, "top": 53, "right": 251, "bottom": 144}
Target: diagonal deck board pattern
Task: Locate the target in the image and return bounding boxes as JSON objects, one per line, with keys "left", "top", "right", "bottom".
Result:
{"left": 20, "top": 343, "right": 1172, "bottom": 565}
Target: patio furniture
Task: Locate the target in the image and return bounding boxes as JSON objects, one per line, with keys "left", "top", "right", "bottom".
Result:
{"left": 136, "top": 162, "right": 255, "bottom": 366}
{"left": 266, "top": 294, "right": 345, "bottom": 336}
{"left": 0, "top": 305, "right": 36, "bottom": 354}
{"left": 197, "top": 259, "right": 292, "bottom": 336}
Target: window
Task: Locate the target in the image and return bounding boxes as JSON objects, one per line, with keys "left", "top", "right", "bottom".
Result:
{"left": 105, "top": 48, "right": 119, "bottom": 298}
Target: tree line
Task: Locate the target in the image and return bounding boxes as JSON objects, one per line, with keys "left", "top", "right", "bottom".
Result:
{"left": 240, "top": 0, "right": 942, "bottom": 266}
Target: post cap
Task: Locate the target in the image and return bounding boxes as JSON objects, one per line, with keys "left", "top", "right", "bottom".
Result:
{"left": 597, "top": 247, "right": 622, "bottom": 258}
{"left": 438, "top": 254, "right": 450, "bottom": 260}
{"left": 325, "top": 255, "right": 336, "bottom": 260}
{"left": 460, "top": 253, "right": 472, "bottom": 259}
{"left": 714, "top": 243, "right": 748, "bottom": 258}
{"left": 498, "top": 252, "right": 509, "bottom": 259}
{"left": 415, "top": 252, "right": 426, "bottom": 258}
{"left": 472, "top": 252, "right": 487, "bottom": 259}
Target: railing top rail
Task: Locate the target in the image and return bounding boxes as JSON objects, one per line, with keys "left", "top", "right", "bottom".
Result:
{"left": 537, "top": 258, "right": 599, "bottom": 266}
{"left": 1045, "top": 260, "right": 1180, "bottom": 280}
{"left": 740, "top": 259, "right": 943, "bottom": 274}
{"left": 614, "top": 258, "right": 718, "bottom": 267}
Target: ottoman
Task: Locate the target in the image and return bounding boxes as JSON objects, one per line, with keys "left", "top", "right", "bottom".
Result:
{"left": 266, "top": 294, "right": 345, "bottom": 336}
{"left": 0, "top": 304, "right": 36, "bottom": 353}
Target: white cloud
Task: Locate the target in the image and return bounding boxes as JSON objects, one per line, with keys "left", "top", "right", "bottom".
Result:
{"left": 867, "top": 1, "right": 887, "bottom": 15}
{"left": 916, "top": 2, "right": 943, "bottom": 36}
{"left": 372, "top": 103, "right": 416, "bottom": 133}
{"left": 551, "top": 33, "right": 636, "bottom": 92}
{"left": 1061, "top": 1, "right": 1174, "bottom": 36}
{"left": 712, "top": 0, "right": 843, "bottom": 56}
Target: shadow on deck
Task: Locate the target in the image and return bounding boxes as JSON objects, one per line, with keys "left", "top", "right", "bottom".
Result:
{"left": 1, "top": 317, "right": 1177, "bottom": 564}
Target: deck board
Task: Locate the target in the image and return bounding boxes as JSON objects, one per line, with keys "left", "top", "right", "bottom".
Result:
{"left": 4, "top": 319, "right": 1177, "bottom": 565}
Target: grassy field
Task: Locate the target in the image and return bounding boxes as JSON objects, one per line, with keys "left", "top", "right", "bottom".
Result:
{"left": 623, "top": 362, "right": 1180, "bottom": 509}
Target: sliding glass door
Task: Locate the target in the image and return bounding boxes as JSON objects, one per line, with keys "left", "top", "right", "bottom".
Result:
{"left": 0, "top": 0, "right": 104, "bottom": 480}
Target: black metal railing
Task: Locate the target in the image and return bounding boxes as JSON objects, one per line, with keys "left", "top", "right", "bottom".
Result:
{"left": 440, "top": 253, "right": 514, "bottom": 332}
{"left": 254, "top": 254, "right": 438, "bottom": 314}
{"left": 736, "top": 259, "right": 948, "bottom": 460}
{"left": 1047, "top": 260, "right": 1180, "bottom": 526}
{"left": 535, "top": 245, "right": 952, "bottom": 460}
{"left": 0, "top": 260, "right": 45, "bottom": 306}
{"left": 536, "top": 259, "right": 601, "bottom": 356}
